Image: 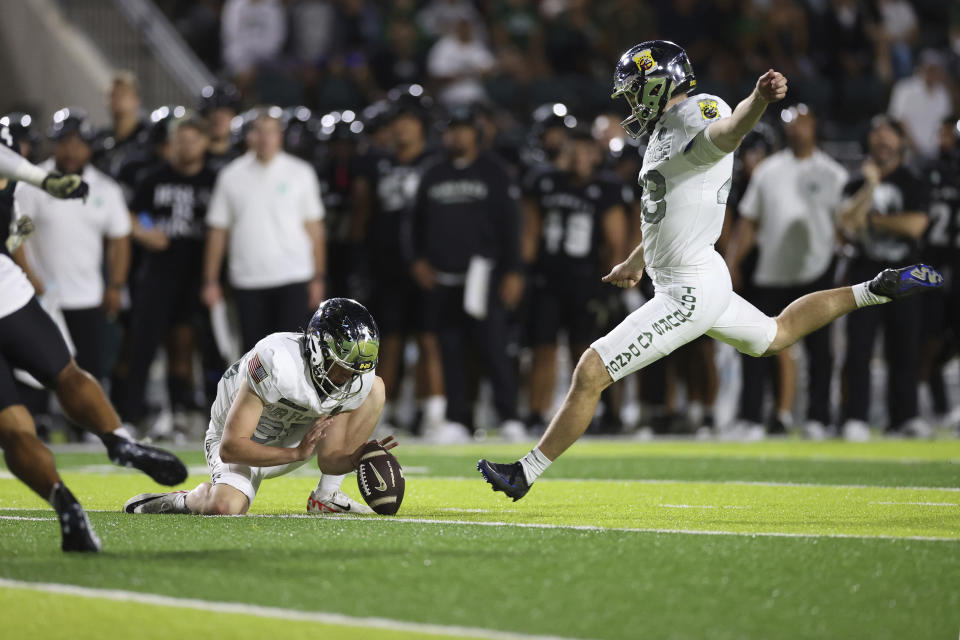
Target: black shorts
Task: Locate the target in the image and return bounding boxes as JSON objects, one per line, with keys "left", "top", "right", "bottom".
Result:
{"left": 370, "top": 271, "right": 425, "bottom": 337}
{"left": 0, "top": 297, "right": 72, "bottom": 412}
{"left": 529, "top": 278, "right": 605, "bottom": 347}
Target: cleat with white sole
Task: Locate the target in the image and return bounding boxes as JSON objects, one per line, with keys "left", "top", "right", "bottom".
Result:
{"left": 123, "top": 491, "right": 190, "bottom": 514}
{"left": 307, "top": 489, "right": 374, "bottom": 514}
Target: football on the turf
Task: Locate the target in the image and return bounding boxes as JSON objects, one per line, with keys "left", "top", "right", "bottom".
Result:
{"left": 356, "top": 443, "right": 405, "bottom": 515}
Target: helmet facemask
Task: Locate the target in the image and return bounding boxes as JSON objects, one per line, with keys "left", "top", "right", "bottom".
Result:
{"left": 612, "top": 74, "right": 672, "bottom": 139}
{"left": 305, "top": 332, "right": 369, "bottom": 404}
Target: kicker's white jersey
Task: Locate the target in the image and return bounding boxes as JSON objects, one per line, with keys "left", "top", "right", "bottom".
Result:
{"left": 639, "top": 94, "right": 733, "bottom": 269}
{"left": 208, "top": 332, "right": 376, "bottom": 447}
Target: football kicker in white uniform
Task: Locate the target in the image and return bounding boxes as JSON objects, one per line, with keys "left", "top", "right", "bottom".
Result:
{"left": 478, "top": 40, "right": 944, "bottom": 502}
{"left": 124, "top": 298, "right": 391, "bottom": 516}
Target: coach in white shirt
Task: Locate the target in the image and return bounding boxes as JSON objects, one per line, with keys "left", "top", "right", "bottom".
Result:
{"left": 726, "top": 105, "right": 848, "bottom": 439}
{"left": 16, "top": 110, "right": 131, "bottom": 382}
{"left": 202, "top": 108, "right": 326, "bottom": 351}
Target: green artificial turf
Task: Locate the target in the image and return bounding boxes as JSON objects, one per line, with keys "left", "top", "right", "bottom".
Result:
{"left": 0, "top": 439, "right": 958, "bottom": 639}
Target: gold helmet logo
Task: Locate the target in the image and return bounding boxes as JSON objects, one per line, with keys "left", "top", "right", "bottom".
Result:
{"left": 633, "top": 49, "right": 655, "bottom": 72}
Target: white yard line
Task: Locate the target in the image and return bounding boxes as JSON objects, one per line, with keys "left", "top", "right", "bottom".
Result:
{"left": 0, "top": 509, "right": 955, "bottom": 542}
{"left": 0, "top": 578, "right": 587, "bottom": 640}
{"left": 869, "top": 501, "right": 959, "bottom": 507}
{"left": 238, "top": 514, "right": 959, "bottom": 543}
{"left": 0, "top": 515, "right": 54, "bottom": 521}
{"left": 4, "top": 466, "right": 955, "bottom": 493}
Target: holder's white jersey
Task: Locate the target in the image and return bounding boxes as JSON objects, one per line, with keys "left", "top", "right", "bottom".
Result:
{"left": 208, "top": 332, "right": 375, "bottom": 447}
{"left": 639, "top": 94, "right": 733, "bottom": 269}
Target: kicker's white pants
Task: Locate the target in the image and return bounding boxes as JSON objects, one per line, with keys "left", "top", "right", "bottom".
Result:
{"left": 591, "top": 251, "right": 779, "bottom": 382}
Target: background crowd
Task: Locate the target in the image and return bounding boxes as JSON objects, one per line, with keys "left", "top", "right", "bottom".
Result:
{"left": 2, "top": 0, "right": 959, "bottom": 443}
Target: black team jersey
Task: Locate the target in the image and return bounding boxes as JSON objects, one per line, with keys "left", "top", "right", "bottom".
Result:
{"left": 0, "top": 180, "right": 15, "bottom": 258}
{"left": 925, "top": 157, "right": 960, "bottom": 271}
{"left": 524, "top": 168, "right": 630, "bottom": 280}
{"left": 130, "top": 162, "right": 216, "bottom": 250}
{"left": 369, "top": 150, "right": 433, "bottom": 263}
{"left": 843, "top": 166, "right": 929, "bottom": 264}
{"left": 411, "top": 151, "right": 521, "bottom": 275}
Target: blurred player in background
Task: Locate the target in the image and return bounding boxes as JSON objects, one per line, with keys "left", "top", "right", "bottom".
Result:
{"left": 836, "top": 116, "right": 931, "bottom": 440}
{"left": 522, "top": 127, "right": 628, "bottom": 435}
{"left": 113, "top": 114, "right": 216, "bottom": 436}
{"left": 93, "top": 71, "right": 150, "bottom": 183}
{"left": 0, "top": 130, "right": 187, "bottom": 551}
{"left": 479, "top": 40, "right": 943, "bottom": 501}
{"left": 918, "top": 116, "right": 960, "bottom": 430}
{"left": 409, "top": 107, "right": 525, "bottom": 442}
{"left": 123, "top": 298, "right": 389, "bottom": 516}
{"left": 352, "top": 87, "right": 445, "bottom": 436}
{"left": 15, "top": 109, "right": 131, "bottom": 404}
{"left": 726, "top": 105, "right": 848, "bottom": 440}
{"left": 202, "top": 109, "right": 326, "bottom": 352}
{"left": 199, "top": 83, "right": 242, "bottom": 173}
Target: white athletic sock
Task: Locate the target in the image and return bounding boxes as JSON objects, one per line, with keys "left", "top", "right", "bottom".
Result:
{"left": 422, "top": 395, "right": 446, "bottom": 424}
{"left": 519, "top": 447, "right": 551, "bottom": 484}
{"left": 851, "top": 282, "right": 890, "bottom": 308}
{"left": 173, "top": 491, "right": 188, "bottom": 511}
{"left": 316, "top": 474, "right": 346, "bottom": 496}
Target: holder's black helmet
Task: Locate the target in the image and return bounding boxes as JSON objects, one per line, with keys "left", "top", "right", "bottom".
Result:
{"left": 303, "top": 298, "right": 379, "bottom": 404}
{"left": 611, "top": 40, "right": 696, "bottom": 138}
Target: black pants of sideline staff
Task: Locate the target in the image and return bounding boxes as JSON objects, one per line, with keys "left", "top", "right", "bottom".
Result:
{"left": 842, "top": 258, "right": 922, "bottom": 431}
{"left": 234, "top": 281, "right": 311, "bottom": 353}
{"left": 739, "top": 264, "right": 834, "bottom": 427}
{"left": 426, "top": 283, "right": 518, "bottom": 429}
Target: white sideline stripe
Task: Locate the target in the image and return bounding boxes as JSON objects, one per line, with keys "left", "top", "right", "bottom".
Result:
{"left": 0, "top": 516, "right": 54, "bottom": 521}
{"left": 0, "top": 578, "right": 585, "bottom": 640}
{"left": 870, "top": 501, "right": 958, "bottom": 507}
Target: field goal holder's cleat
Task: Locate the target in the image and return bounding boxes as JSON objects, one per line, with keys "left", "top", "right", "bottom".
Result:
{"left": 869, "top": 264, "right": 943, "bottom": 300}
{"left": 123, "top": 491, "right": 189, "bottom": 514}
{"left": 307, "top": 489, "right": 374, "bottom": 514}
{"left": 477, "top": 459, "right": 530, "bottom": 501}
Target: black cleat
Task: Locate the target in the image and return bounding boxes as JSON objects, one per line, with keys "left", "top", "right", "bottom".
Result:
{"left": 868, "top": 264, "right": 943, "bottom": 300}
{"left": 51, "top": 484, "right": 101, "bottom": 552}
{"left": 477, "top": 459, "right": 531, "bottom": 501}
{"left": 106, "top": 435, "right": 188, "bottom": 486}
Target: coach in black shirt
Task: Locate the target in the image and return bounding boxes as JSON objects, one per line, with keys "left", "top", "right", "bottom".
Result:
{"left": 114, "top": 114, "right": 216, "bottom": 427}
{"left": 410, "top": 107, "right": 524, "bottom": 439}
{"left": 837, "top": 116, "right": 930, "bottom": 439}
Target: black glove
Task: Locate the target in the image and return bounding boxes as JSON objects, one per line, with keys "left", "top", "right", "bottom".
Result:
{"left": 41, "top": 172, "right": 89, "bottom": 201}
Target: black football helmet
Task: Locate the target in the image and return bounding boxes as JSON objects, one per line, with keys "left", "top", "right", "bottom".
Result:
{"left": 0, "top": 112, "right": 39, "bottom": 148}
{"left": 198, "top": 83, "right": 241, "bottom": 116}
{"left": 303, "top": 298, "right": 380, "bottom": 404}
{"left": 48, "top": 107, "right": 96, "bottom": 143}
{"left": 611, "top": 41, "right": 696, "bottom": 138}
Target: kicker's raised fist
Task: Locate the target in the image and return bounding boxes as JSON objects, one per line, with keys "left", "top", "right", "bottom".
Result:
{"left": 756, "top": 69, "right": 788, "bottom": 103}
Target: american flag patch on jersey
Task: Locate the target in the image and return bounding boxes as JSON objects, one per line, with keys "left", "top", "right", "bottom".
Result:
{"left": 248, "top": 353, "right": 269, "bottom": 383}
